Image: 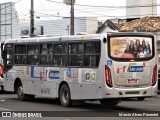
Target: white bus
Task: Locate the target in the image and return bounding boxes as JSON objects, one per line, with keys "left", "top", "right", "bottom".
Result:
{"left": 2, "top": 32, "right": 158, "bottom": 106}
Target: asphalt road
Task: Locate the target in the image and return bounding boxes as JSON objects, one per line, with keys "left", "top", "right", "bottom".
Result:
{"left": 0, "top": 90, "right": 160, "bottom": 120}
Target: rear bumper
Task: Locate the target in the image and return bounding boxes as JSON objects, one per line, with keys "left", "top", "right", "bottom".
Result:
{"left": 101, "top": 85, "right": 157, "bottom": 99}
{"left": 113, "top": 86, "right": 157, "bottom": 98}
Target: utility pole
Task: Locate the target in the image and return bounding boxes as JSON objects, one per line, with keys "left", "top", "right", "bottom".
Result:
{"left": 63, "top": 0, "right": 75, "bottom": 35}
{"left": 70, "top": 0, "right": 74, "bottom": 35}
{"left": 30, "top": 0, "right": 34, "bottom": 37}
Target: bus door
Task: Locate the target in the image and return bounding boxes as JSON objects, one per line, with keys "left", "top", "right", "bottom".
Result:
{"left": 3, "top": 43, "right": 14, "bottom": 91}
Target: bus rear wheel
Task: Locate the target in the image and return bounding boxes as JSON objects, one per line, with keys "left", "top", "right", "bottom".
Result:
{"left": 17, "top": 82, "right": 27, "bottom": 101}
{"left": 60, "top": 84, "right": 71, "bottom": 107}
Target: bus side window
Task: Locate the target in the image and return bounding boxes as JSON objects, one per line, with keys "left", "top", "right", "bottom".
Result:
{"left": 53, "top": 43, "right": 66, "bottom": 66}
{"left": 27, "top": 44, "right": 39, "bottom": 65}
{"left": 84, "top": 41, "right": 100, "bottom": 67}
{"left": 40, "top": 44, "right": 53, "bottom": 65}
{"left": 15, "top": 44, "right": 26, "bottom": 65}
{"left": 68, "top": 43, "right": 83, "bottom": 66}
{"left": 89, "top": 56, "right": 96, "bottom": 67}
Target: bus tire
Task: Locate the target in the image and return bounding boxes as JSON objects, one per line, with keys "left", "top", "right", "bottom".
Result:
{"left": 17, "top": 82, "right": 27, "bottom": 101}
{"left": 137, "top": 97, "right": 145, "bottom": 101}
{"left": 60, "top": 84, "right": 71, "bottom": 107}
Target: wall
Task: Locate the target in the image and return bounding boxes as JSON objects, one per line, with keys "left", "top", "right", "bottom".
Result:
{"left": 86, "top": 17, "right": 98, "bottom": 34}
{"left": 126, "top": 0, "right": 157, "bottom": 18}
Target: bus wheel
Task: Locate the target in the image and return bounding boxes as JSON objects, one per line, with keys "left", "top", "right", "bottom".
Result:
{"left": 60, "top": 84, "right": 71, "bottom": 107}
{"left": 137, "top": 97, "right": 145, "bottom": 101}
{"left": 17, "top": 82, "right": 26, "bottom": 101}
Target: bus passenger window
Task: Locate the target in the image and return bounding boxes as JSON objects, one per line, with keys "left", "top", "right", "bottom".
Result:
{"left": 15, "top": 55, "right": 26, "bottom": 64}
{"left": 54, "top": 43, "right": 66, "bottom": 54}
{"left": 40, "top": 55, "right": 47, "bottom": 64}
{"left": 68, "top": 55, "right": 83, "bottom": 66}
{"left": 84, "top": 55, "right": 99, "bottom": 67}
{"left": 27, "top": 55, "right": 39, "bottom": 65}
{"left": 41, "top": 44, "right": 48, "bottom": 54}
{"left": 84, "top": 41, "right": 100, "bottom": 67}
{"left": 15, "top": 44, "right": 26, "bottom": 65}
{"left": 68, "top": 43, "right": 83, "bottom": 66}
{"left": 27, "top": 44, "right": 39, "bottom": 54}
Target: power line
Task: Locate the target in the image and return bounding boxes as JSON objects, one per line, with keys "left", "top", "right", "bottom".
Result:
{"left": 2, "top": 10, "right": 159, "bottom": 24}
{"left": 38, "top": 0, "right": 66, "bottom": 30}
{"left": 34, "top": 12, "right": 160, "bottom": 21}
{"left": 45, "top": 0, "right": 160, "bottom": 9}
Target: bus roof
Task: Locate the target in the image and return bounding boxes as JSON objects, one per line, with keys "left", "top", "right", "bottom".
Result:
{"left": 4, "top": 34, "right": 103, "bottom": 44}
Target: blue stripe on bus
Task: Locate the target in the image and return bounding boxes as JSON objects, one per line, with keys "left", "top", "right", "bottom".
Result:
{"left": 31, "top": 66, "right": 41, "bottom": 78}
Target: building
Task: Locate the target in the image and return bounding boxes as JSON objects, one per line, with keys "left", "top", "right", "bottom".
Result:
{"left": 0, "top": 2, "right": 19, "bottom": 40}
{"left": 20, "top": 17, "right": 98, "bottom": 37}
{"left": 126, "top": 0, "right": 157, "bottom": 18}
{"left": 0, "top": 2, "right": 98, "bottom": 41}
{"left": 97, "top": 0, "right": 158, "bottom": 33}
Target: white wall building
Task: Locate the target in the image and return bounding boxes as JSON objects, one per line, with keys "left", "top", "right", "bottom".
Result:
{"left": 0, "top": 2, "right": 98, "bottom": 41}
{"left": 20, "top": 17, "right": 98, "bottom": 37}
{"left": 0, "top": 2, "right": 19, "bottom": 40}
{"left": 126, "top": 0, "right": 157, "bottom": 18}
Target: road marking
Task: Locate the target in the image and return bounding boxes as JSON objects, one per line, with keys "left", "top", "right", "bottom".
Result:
{"left": 0, "top": 108, "right": 11, "bottom": 111}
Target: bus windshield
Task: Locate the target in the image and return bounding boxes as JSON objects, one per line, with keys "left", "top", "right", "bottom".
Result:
{"left": 109, "top": 36, "right": 154, "bottom": 61}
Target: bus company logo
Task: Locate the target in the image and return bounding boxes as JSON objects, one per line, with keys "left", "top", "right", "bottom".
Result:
{"left": 49, "top": 70, "right": 60, "bottom": 79}
{"left": 128, "top": 66, "right": 143, "bottom": 72}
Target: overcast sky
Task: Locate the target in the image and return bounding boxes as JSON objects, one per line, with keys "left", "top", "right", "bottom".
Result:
{"left": 0, "top": 0, "right": 160, "bottom": 21}
{"left": 0, "top": 0, "right": 126, "bottom": 21}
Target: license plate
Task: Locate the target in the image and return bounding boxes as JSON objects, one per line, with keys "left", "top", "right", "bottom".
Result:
{"left": 127, "top": 79, "right": 138, "bottom": 84}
